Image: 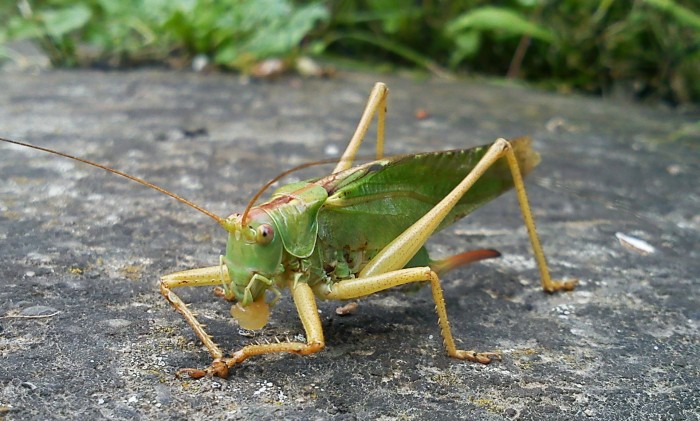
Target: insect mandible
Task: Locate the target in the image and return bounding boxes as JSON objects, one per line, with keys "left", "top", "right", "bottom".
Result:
{"left": 0, "top": 82, "right": 576, "bottom": 379}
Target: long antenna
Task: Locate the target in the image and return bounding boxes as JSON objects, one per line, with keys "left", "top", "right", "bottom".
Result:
{"left": 1, "top": 137, "right": 226, "bottom": 226}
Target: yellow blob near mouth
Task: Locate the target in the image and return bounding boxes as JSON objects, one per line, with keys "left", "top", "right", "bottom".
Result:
{"left": 230, "top": 298, "right": 270, "bottom": 330}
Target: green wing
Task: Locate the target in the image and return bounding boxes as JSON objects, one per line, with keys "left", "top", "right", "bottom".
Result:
{"left": 315, "top": 137, "right": 540, "bottom": 256}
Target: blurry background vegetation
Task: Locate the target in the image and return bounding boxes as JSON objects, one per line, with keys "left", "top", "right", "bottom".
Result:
{"left": 1, "top": 0, "right": 698, "bottom": 104}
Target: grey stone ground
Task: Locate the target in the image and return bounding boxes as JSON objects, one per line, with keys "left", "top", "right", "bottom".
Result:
{"left": 0, "top": 70, "right": 698, "bottom": 420}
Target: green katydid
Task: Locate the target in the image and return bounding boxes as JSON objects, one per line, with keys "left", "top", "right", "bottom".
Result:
{"left": 0, "top": 82, "right": 576, "bottom": 379}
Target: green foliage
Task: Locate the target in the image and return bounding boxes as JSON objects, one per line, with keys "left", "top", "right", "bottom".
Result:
{"left": 319, "top": 0, "right": 700, "bottom": 104}
{"left": 1, "top": 0, "right": 698, "bottom": 103}
{"left": 0, "top": 0, "right": 329, "bottom": 70}
{"left": 444, "top": 6, "right": 555, "bottom": 68}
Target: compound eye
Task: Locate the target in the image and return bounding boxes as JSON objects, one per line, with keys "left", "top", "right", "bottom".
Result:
{"left": 256, "top": 224, "right": 274, "bottom": 245}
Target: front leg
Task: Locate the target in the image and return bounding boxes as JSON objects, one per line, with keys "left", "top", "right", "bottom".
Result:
{"left": 179, "top": 280, "right": 325, "bottom": 379}
{"left": 160, "top": 265, "right": 230, "bottom": 361}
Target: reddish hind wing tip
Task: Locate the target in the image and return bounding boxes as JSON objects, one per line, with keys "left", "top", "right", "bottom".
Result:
{"left": 431, "top": 249, "right": 501, "bottom": 274}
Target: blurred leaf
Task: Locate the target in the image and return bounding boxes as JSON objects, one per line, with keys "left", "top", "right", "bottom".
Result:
{"left": 213, "top": 43, "right": 241, "bottom": 66}
{"left": 516, "top": 0, "right": 540, "bottom": 7}
{"left": 5, "top": 16, "right": 44, "bottom": 40}
{"left": 448, "top": 30, "right": 481, "bottom": 68}
{"left": 446, "top": 7, "right": 554, "bottom": 43}
{"left": 366, "top": 0, "right": 414, "bottom": 34}
{"left": 241, "top": 3, "right": 328, "bottom": 58}
{"left": 208, "top": 1, "right": 328, "bottom": 69}
{"left": 41, "top": 5, "right": 92, "bottom": 38}
{"left": 326, "top": 30, "right": 450, "bottom": 77}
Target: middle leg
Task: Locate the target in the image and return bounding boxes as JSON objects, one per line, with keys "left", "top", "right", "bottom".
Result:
{"left": 315, "top": 267, "right": 501, "bottom": 363}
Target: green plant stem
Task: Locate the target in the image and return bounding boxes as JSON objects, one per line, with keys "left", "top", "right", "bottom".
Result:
{"left": 643, "top": 0, "right": 700, "bottom": 30}
{"left": 324, "top": 31, "right": 453, "bottom": 79}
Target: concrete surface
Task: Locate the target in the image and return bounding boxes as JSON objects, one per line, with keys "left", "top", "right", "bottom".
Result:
{"left": 0, "top": 70, "right": 698, "bottom": 420}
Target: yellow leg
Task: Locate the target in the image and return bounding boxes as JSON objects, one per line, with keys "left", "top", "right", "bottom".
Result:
{"left": 333, "top": 82, "right": 388, "bottom": 173}
{"left": 315, "top": 267, "right": 500, "bottom": 363}
{"left": 330, "top": 82, "right": 386, "bottom": 315}
{"left": 160, "top": 265, "right": 229, "bottom": 360}
{"left": 360, "top": 138, "right": 576, "bottom": 293}
{"left": 178, "top": 280, "right": 325, "bottom": 379}
{"left": 505, "top": 144, "right": 577, "bottom": 292}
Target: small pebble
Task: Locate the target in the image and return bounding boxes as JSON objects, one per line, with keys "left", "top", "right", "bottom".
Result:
{"left": 103, "top": 319, "right": 132, "bottom": 329}
{"left": 335, "top": 302, "right": 358, "bottom": 316}
{"left": 20, "top": 306, "right": 58, "bottom": 317}
{"left": 20, "top": 382, "right": 37, "bottom": 390}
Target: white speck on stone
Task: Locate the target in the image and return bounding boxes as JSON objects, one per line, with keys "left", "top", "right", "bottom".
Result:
{"left": 179, "top": 175, "right": 203, "bottom": 190}
{"left": 615, "top": 232, "right": 655, "bottom": 255}
{"left": 192, "top": 54, "right": 209, "bottom": 72}
{"left": 103, "top": 319, "right": 132, "bottom": 329}
{"left": 553, "top": 304, "right": 575, "bottom": 316}
{"left": 325, "top": 144, "right": 339, "bottom": 156}
{"left": 127, "top": 395, "right": 138, "bottom": 404}
{"left": 238, "top": 328, "right": 256, "bottom": 337}
{"left": 47, "top": 185, "right": 68, "bottom": 198}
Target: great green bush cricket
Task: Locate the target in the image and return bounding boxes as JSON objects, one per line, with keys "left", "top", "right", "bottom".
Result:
{"left": 0, "top": 82, "right": 576, "bottom": 379}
